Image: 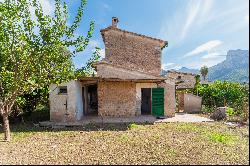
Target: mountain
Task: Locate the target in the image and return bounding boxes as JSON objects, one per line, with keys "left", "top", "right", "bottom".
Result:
{"left": 177, "top": 67, "right": 200, "bottom": 75}
{"left": 161, "top": 67, "right": 199, "bottom": 76}
{"left": 162, "top": 49, "right": 249, "bottom": 83}
{"left": 208, "top": 49, "right": 249, "bottom": 83}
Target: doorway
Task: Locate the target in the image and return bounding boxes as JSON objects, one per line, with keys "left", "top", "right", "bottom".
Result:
{"left": 141, "top": 88, "right": 152, "bottom": 115}
{"left": 82, "top": 84, "right": 98, "bottom": 116}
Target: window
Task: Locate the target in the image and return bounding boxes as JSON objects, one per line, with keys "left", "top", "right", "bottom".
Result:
{"left": 58, "top": 86, "right": 67, "bottom": 94}
{"left": 177, "top": 76, "right": 182, "bottom": 79}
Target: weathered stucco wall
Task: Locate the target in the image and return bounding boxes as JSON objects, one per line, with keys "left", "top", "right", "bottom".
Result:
{"left": 49, "top": 81, "right": 83, "bottom": 122}
{"left": 158, "top": 80, "right": 176, "bottom": 117}
{"left": 98, "top": 81, "right": 137, "bottom": 117}
{"left": 102, "top": 29, "right": 162, "bottom": 75}
{"left": 184, "top": 93, "right": 202, "bottom": 113}
{"left": 135, "top": 83, "right": 157, "bottom": 115}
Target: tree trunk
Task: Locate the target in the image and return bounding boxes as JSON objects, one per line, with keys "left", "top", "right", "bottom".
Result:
{"left": 2, "top": 113, "right": 11, "bottom": 142}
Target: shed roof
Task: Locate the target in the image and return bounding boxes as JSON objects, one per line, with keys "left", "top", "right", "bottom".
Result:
{"left": 92, "top": 60, "right": 167, "bottom": 80}
{"left": 78, "top": 77, "right": 166, "bottom": 83}
{"left": 167, "top": 70, "right": 198, "bottom": 76}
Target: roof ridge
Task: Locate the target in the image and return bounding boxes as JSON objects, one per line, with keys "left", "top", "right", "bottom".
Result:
{"left": 168, "top": 70, "right": 198, "bottom": 76}
{"left": 100, "top": 26, "right": 168, "bottom": 47}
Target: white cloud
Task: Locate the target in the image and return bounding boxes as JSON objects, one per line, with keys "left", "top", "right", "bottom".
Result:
{"left": 159, "top": 0, "right": 214, "bottom": 46}
{"left": 181, "top": 1, "right": 202, "bottom": 40}
{"left": 88, "top": 40, "right": 105, "bottom": 59}
{"left": 184, "top": 40, "right": 223, "bottom": 58}
{"left": 161, "top": 63, "right": 182, "bottom": 71}
{"left": 40, "top": 0, "right": 54, "bottom": 16}
{"left": 89, "top": 40, "right": 100, "bottom": 48}
{"left": 161, "top": 63, "right": 174, "bottom": 69}
{"left": 186, "top": 53, "right": 226, "bottom": 69}
{"left": 99, "top": 49, "right": 105, "bottom": 59}
{"left": 202, "top": 52, "right": 226, "bottom": 60}
{"left": 29, "top": 0, "right": 54, "bottom": 22}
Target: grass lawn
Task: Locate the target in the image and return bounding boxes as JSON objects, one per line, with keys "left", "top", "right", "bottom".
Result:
{"left": 0, "top": 122, "right": 249, "bottom": 165}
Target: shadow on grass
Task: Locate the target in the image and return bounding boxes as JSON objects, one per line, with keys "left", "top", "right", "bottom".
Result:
{"left": 0, "top": 122, "right": 155, "bottom": 135}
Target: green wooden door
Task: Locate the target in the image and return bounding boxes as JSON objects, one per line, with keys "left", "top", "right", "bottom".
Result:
{"left": 152, "top": 88, "right": 165, "bottom": 117}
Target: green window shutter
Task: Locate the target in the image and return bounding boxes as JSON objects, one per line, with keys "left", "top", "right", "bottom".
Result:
{"left": 152, "top": 88, "right": 165, "bottom": 117}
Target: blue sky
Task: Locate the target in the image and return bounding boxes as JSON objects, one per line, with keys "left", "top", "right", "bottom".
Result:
{"left": 38, "top": 0, "right": 249, "bottom": 70}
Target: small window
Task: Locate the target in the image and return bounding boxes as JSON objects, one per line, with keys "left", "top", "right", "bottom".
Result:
{"left": 177, "top": 76, "right": 182, "bottom": 79}
{"left": 58, "top": 86, "right": 67, "bottom": 94}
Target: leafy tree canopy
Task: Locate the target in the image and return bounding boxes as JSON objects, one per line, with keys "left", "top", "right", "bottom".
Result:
{"left": 0, "top": 0, "right": 96, "bottom": 141}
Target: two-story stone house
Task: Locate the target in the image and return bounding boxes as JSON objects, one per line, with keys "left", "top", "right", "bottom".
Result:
{"left": 49, "top": 17, "right": 176, "bottom": 123}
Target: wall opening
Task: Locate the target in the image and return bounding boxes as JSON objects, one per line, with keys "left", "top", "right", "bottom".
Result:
{"left": 141, "top": 88, "right": 151, "bottom": 115}
{"left": 83, "top": 84, "right": 98, "bottom": 116}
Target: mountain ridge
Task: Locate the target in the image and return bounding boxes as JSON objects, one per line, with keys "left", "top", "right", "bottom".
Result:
{"left": 162, "top": 49, "right": 249, "bottom": 83}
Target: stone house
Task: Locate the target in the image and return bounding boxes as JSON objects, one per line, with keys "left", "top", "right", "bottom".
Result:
{"left": 49, "top": 17, "right": 176, "bottom": 123}
{"left": 166, "top": 70, "right": 197, "bottom": 90}
{"left": 166, "top": 70, "right": 201, "bottom": 113}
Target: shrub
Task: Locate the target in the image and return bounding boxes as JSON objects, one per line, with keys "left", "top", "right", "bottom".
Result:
{"left": 195, "top": 81, "right": 249, "bottom": 116}
{"left": 201, "top": 105, "right": 215, "bottom": 114}
{"left": 226, "top": 107, "right": 235, "bottom": 117}
{"left": 128, "top": 123, "right": 140, "bottom": 129}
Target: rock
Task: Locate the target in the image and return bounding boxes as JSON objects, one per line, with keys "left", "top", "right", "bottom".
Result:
{"left": 210, "top": 107, "right": 227, "bottom": 121}
{"left": 224, "top": 122, "right": 239, "bottom": 127}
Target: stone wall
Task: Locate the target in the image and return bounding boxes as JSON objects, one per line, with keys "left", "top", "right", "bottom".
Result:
{"left": 167, "top": 71, "right": 196, "bottom": 89}
{"left": 135, "top": 83, "right": 157, "bottom": 115}
{"left": 49, "top": 81, "right": 83, "bottom": 122}
{"left": 158, "top": 80, "right": 176, "bottom": 117}
{"left": 98, "top": 81, "right": 137, "bottom": 117}
{"left": 177, "top": 92, "right": 184, "bottom": 111}
{"left": 102, "top": 29, "right": 162, "bottom": 75}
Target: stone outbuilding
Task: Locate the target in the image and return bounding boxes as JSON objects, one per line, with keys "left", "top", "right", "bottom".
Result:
{"left": 166, "top": 70, "right": 202, "bottom": 113}
{"left": 49, "top": 17, "right": 176, "bottom": 123}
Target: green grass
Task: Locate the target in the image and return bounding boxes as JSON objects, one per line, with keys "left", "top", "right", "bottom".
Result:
{"left": 128, "top": 123, "right": 141, "bottom": 129}
{"left": 208, "top": 133, "right": 235, "bottom": 144}
{"left": 0, "top": 122, "right": 249, "bottom": 165}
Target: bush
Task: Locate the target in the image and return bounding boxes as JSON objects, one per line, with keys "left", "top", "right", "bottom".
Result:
{"left": 23, "top": 105, "right": 50, "bottom": 123}
{"left": 195, "top": 81, "right": 249, "bottom": 116}
{"left": 201, "top": 105, "right": 215, "bottom": 114}
{"left": 226, "top": 107, "right": 235, "bottom": 117}
{"left": 128, "top": 123, "right": 140, "bottom": 129}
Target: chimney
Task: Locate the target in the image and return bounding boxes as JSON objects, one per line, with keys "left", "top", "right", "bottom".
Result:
{"left": 112, "top": 17, "right": 119, "bottom": 28}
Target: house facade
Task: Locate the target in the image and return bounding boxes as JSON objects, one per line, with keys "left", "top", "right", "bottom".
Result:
{"left": 49, "top": 17, "right": 176, "bottom": 123}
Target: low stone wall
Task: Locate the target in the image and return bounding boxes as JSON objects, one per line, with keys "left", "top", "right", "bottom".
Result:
{"left": 98, "top": 81, "right": 137, "bottom": 117}
{"left": 177, "top": 92, "right": 184, "bottom": 111}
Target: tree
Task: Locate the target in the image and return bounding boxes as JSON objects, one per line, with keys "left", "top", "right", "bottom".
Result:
{"left": 0, "top": 0, "right": 95, "bottom": 141}
{"left": 194, "top": 75, "right": 201, "bottom": 95}
{"left": 200, "top": 66, "right": 209, "bottom": 81}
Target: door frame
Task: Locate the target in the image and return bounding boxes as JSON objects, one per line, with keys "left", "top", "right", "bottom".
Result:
{"left": 141, "top": 88, "right": 152, "bottom": 115}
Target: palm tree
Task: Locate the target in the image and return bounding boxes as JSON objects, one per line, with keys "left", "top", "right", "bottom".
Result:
{"left": 200, "top": 66, "right": 209, "bottom": 81}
